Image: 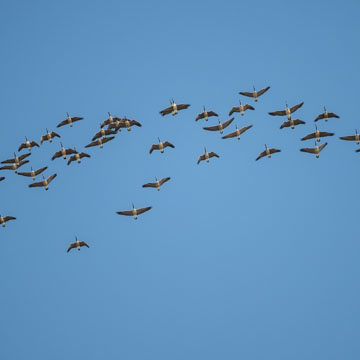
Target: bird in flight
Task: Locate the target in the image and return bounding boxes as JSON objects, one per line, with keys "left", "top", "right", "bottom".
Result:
{"left": 239, "top": 86, "right": 270, "bottom": 102}
{"left": 160, "top": 99, "right": 190, "bottom": 116}
{"left": 116, "top": 203, "right": 152, "bottom": 220}
{"left": 67, "top": 236, "right": 90, "bottom": 252}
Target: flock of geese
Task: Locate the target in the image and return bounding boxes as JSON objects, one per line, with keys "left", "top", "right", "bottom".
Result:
{"left": 1, "top": 86, "right": 359, "bottom": 251}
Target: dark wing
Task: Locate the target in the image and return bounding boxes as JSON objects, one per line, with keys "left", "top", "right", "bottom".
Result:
{"left": 47, "top": 173, "right": 57, "bottom": 184}
{"left": 314, "top": 114, "right": 324, "bottom": 122}
{"left": 65, "top": 148, "right": 77, "bottom": 155}
{"left": 17, "top": 160, "right": 29, "bottom": 168}
{"left": 17, "top": 171, "right": 32, "bottom": 177}
{"left": 142, "top": 182, "right": 157, "bottom": 188}
{"left": 34, "top": 166, "right": 48, "bottom": 175}
{"left": 116, "top": 210, "right": 134, "bottom": 216}
{"left": 0, "top": 177, "right": 4, "bottom": 181}
{"left": 328, "top": 112, "right": 340, "bottom": 118}
{"left": 239, "top": 91, "right": 254, "bottom": 98}
{"left": 85, "top": 140, "right": 98, "bottom": 148}
{"left": 195, "top": 112, "right": 205, "bottom": 121}
{"left": 269, "top": 148, "right": 281, "bottom": 155}
{"left": 57, "top": 119, "right": 69, "bottom": 128}
{"left": 100, "top": 119, "right": 110, "bottom": 128}
{"left": 269, "top": 109, "right": 286, "bottom": 116}
{"left": 301, "top": 132, "right": 316, "bottom": 141}
{"left": 319, "top": 131, "right": 334, "bottom": 138}
{"left": 92, "top": 131, "right": 102, "bottom": 141}
{"left": 256, "top": 150, "right": 267, "bottom": 161}
{"left": 51, "top": 151, "right": 62, "bottom": 160}
{"left": 159, "top": 177, "right": 171, "bottom": 185}
{"left": 356, "top": 149, "right": 360, "bottom": 153}
{"left": 149, "top": 144, "right": 159, "bottom": 154}
{"left": 19, "top": 153, "right": 31, "bottom": 161}
{"left": 293, "top": 119, "right": 306, "bottom": 126}
{"left": 71, "top": 116, "right": 83, "bottom": 122}
{"left": 176, "top": 104, "right": 190, "bottom": 111}
{"left": 243, "top": 104, "right": 255, "bottom": 111}
{"left": 280, "top": 121, "right": 291, "bottom": 129}
{"left": 340, "top": 135, "right": 356, "bottom": 141}
{"left": 102, "top": 136, "right": 115, "bottom": 144}
{"left": 4, "top": 216, "right": 16, "bottom": 222}
{"left": 222, "top": 131, "right": 237, "bottom": 139}
{"left": 18, "top": 143, "right": 26, "bottom": 152}
{"left": 197, "top": 155, "right": 205, "bottom": 164}
{"left": 221, "top": 117, "right": 234, "bottom": 129}
{"left": 239, "top": 125, "right": 253, "bottom": 134}
{"left": 1, "top": 158, "right": 16, "bottom": 164}
{"left": 207, "top": 111, "right": 218, "bottom": 117}
{"left": 160, "top": 105, "right": 173, "bottom": 116}
{"left": 67, "top": 155, "right": 75, "bottom": 165}
{"left": 79, "top": 241, "right": 90, "bottom": 248}
{"left": 67, "top": 243, "right": 76, "bottom": 252}
{"left": 29, "top": 180, "right": 44, "bottom": 188}
{"left": 129, "top": 120, "right": 142, "bottom": 127}
{"left": 203, "top": 124, "right": 220, "bottom": 131}
{"left": 30, "top": 141, "right": 39, "bottom": 148}
{"left": 79, "top": 152, "right": 91, "bottom": 159}
{"left": 136, "top": 206, "right": 152, "bottom": 215}
{"left": 208, "top": 152, "right": 219, "bottom": 159}
{"left": 319, "top": 142, "right": 328, "bottom": 152}
{"left": 163, "top": 141, "right": 175, "bottom": 149}
{"left": 300, "top": 147, "right": 316, "bottom": 154}
{"left": 0, "top": 165, "right": 13, "bottom": 170}
{"left": 50, "top": 131, "right": 61, "bottom": 138}
{"left": 289, "top": 102, "right": 304, "bottom": 114}
{"left": 256, "top": 86, "right": 271, "bottom": 96}
{"left": 229, "top": 107, "right": 239, "bottom": 116}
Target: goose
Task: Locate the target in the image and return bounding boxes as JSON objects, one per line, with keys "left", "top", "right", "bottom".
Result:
{"left": 314, "top": 107, "right": 340, "bottom": 122}
{"left": 28, "top": 173, "right": 57, "bottom": 191}
{"left": 269, "top": 101, "right": 304, "bottom": 120}
{"left": 116, "top": 203, "right": 152, "bottom": 220}
{"left": 18, "top": 137, "right": 39, "bottom": 152}
{"left": 117, "top": 117, "right": 142, "bottom": 131}
{"left": 197, "top": 147, "right": 219, "bottom": 164}
{"left": 92, "top": 128, "right": 117, "bottom": 141}
{"left": 340, "top": 130, "right": 360, "bottom": 144}
{"left": 280, "top": 118, "right": 306, "bottom": 129}
{"left": 0, "top": 215, "right": 16, "bottom": 228}
{"left": 222, "top": 124, "right": 253, "bottom": 140}
{"left": 0, "top": 160, "right": 29, "bottom": 173}
{"left": 149, "top": 138, "right": 175, "bottom": 154}
{"left": 40, "top": 129, "right": 61, "bottom": 144}
{"left": 301, "top": 125, "right": 334, "bottom": 142}
{"left": 160, "top": 99, "right": 190, "bottom": 116}
{"left": 18, "top": 166, "right": 48, "bottom": 180}
{"left": 101, "top": 112, "right": 122, "bottom": 128}
{"left": 57, "top": 113, "right": 84, "bottom": 128}
{"left": 0, "top": 177, "right": 4, "bottom": 182}
{"left": 256, "top": 144, "right": 281, "bottom": 161}
{"left": 1, "top": 152, "right": 31, "bottom": 165}
{"left": 67, "top": 151, "right": 91, "bottom": 165}
{"left": 300, "top": 142, "right": 328, "bottom": 158}
{"left": 142, "top": 176, "right": 171, "bottom": 191}
{"left": 239, "top": 86, "right": 270, "bottom": 102}
{"left": 228, "top": 101, "right": 255, "bottom": 116}
{"left": 195, "top": 106, "right": 218, "bottom": 121}
{"left": 85, "top": 136, "right": 115, "bottom": 149}
{"left": 51, "top": 142, "right": 77, "bottom": 160}
{"left": 107, "top": 118, "right": 123, "bottom": 132}
{"left": 203, "top": 118, "right": 234, "bottom": 134}
{"left": 67, "top": 236, "right": 90, "bottom": 252}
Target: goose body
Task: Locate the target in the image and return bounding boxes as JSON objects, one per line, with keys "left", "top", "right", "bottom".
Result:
{"left": 197, "top": 147, "right": 219, "bottom": 164}
{"left": 269, "top": 102, "right": 304, "bottom": 120}
{"left": 239, "top": 86, "right": 270, "bottom": 102}
{"left": 18, "top": 166, "right": 48, "bottom": 180}
{"left": 0, "top": 215, "right": 16, "bottom": 228}
{"left": 203, "top": 118, "right": 234, "bottom": 134}
{"left": 256, "top": 145, "right": 281, "bottom": 161}
{"left": 67, "top": 236, "right": 90, "bottom": 252}
{"left": 301, "top": 125, "right": 334, "bottom": 142}
{"left": 149, "top": 138, "right": 175, "bottom": 154}
{"left": 142, "top": 177, "right": 171, "bottom": 191}
{"left": 117, "top": 203, "right": 152, "bottom": 220}
{"left": 222, "top": 125, "right": 253, "bottom": 140}
{"left": 18, "top": 137, "right": 39, "bottom": 152}
{"left": 314, "top": 107, "right": 340, "bottom": 122}
{"left": 339, "top": 130, "right": 360, "bottom": 144}
{"left": 57, "top": 113, "right": 84, "bottom": 128}
{"left": 160, "top": 99, "right": 190, "bottom": 116}
{"left": 300, "top": 142, "right": 328, "bottom": 158}
{"left": 29, "top": 173, "right": 57, "bottom": 190}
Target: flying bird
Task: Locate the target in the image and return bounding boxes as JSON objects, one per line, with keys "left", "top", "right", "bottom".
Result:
{"left": 239, "top": 86, "right": 270, "bottom": 102}
{"left": 269, "top": 102, "right": 304, "bottom": 120}
{"left": 101, "top": 112, "right": 122, "bottom": 128}
{"left": 67, "top": 236, "right": 90, "bottom": 252}
{"left": 0, "top": 215, "right": 16, "bottom": 228}
{"left": 280, "top": 118, "right": 306, "bottom": 130}
{"left": 0, "top": 160, "right": 29, "bottom": 173}
{"left": 40, "top": 129, "right": 60, "bottom": 144}
{"left": 149, "top": 138, "right": 175, "bottom": 154}
{"left": 197, "top": 147, "right": 219, "bottom": 164}
{"left": 203, "top": 118, "right": 234, "bottom": 134}
{"left": 28, "top": 173, "right": 57, "bottom": 191}
{"left": 116, "top": 117, "right": 142, "bottom": 131}
{"left": 51, "top": 142, "right": 77, "bottom": 160}
{"left": 228, "top": 101, "right": 255, "bottom": 116}
{"left": 339, "top": 130, "right": 360, "bottom": 144}
{"left": 300, "top": 142, "right": 328, "bottom": 158}
{"left": 159, "top": 99, "right": 190, "bottom": 116}
{"left": 195, "top": 106, "right": 218, "bottom": 121}
{"left": 142, "top": 176, "right": 171, "bottom": 191}
{"left": 92, "top": 128, "right": 117, "bottom": 141}
{"left": 18, "top": 137, "right": 39, "bottom": 152}
{"left": 85, "top": 136, "right": 115, "bottom": 149}
{"left": 301, "top": 125, "right": 334, "bottom": 142}
{"left": 1, "top": 152, "right": 31, "bottom": 165}
{"left": 18, "top": 166, "right": 48, "bottom": 181}
{"left": 314, "top": 107, "right": 340, "bottom": 122}
{"left": 67, "top": 151, "right": 91, "bottom": 165}
{"left": 256, "top": 145, "right": 281, "bottom": 161}
{"left": 116, "top": 203, "right": 152, "bottom": 220}
{"left": 57, "top": 113, "right": 84, "bottom": 128}
{"left": 222, "top": 125, "right": 253, "bottom": 140}
{"left": 0, "top": 177, "right": 4, "bottom": 182}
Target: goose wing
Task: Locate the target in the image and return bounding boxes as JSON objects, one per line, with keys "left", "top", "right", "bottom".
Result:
{"left": 203, "top": 124, "right": 220, "bottom": 131}
{"left": 319, "top": 131, "right": 334, "bottom": 138}
{"left": 269, "top": 148, "right": 281, "bottom": 155}
{"left": 149, "top": 144, "right": 159, "bottom": 154}
{"left": 293, "top": 119, "right": 306, "bottom": 126}
{"left": 71, "top": 116, "right": 83, "bottom": 122}
{"left": 256, "top": 150, "right": 267, "bottom": 161}
{"left": 100, "top": 119, "right": 110, "bottom": 128}
{"left": 239, "top": 125, "right": 253, "bottom": 134}
{"left": 50, "top": 131, "right": 61, "bottom": 138}
{"left": 340, "top": 135, "right": 356, "bottom": 141}
{"left": 221, "top": 117, "right": 234, "bottom": 129}
{"left": 129, "top": 120, "right": 142, "bottom": 127}
{"left": 117, "top": 210, "right": 134, "bottom": 216}
{"left": 280, "top": 120, "right": 291, "bottom": 129}
{"left": 65, "top": 148, "right": 77, "bottom": 155}
{"left": 159, "top": 177, "right": 171, "bottom": 185}
{"left": 17, "top": 171, "right": 32, "bottom": 177}
{"left": 142, "top": 182, "right": 157, "bottom": 188}
{"left": 163, "top": 141, "right": 175, "bottom": 149}
{"left": 79, "top": 152, "right": 91, "bottom": 159}
{"left": 290, "top": 102, "right": 304, "bottom": 114}
{"left": 4, "top": 216, "right": 16, "bottom": 222}
{"left": 208, "top": 152, "right": 219, "bottom": 159}
{"left": 195, "top": 112, "right": 205, "bottom": 121}
{"left": 18, "top": 142, "right": 26, "bottom": 152}
{"left": 19, "top": 153, "right": 31, "bottom": 161}
{"left": 356, "top": 149, "right": 360, "bottom": 153}
{"left": 102, "top": 136, "right": 115, "bottom": 144}
{"left": 239, "top": 91, "right": 254, "bottom": 97}
{"left": 257, "top": 86, "right": 271, "bottom": 96}
{"left": 34, "top": 166, "right": 48, "bottom": 176}
{"left": 136, "top": 206, "right": 152, "bottom": 215}
{"left": 314, "top": 113, "right": 325, "bottom": 122}
{"left": 67, "top": 243, "right": 76, "bottom": 252}
{"left": 228, "top": 107, "right": 239, "bottom": 116}
{"left": 67, "top": 155, "right": 76, "bottom": 165}
{"left": 300, "top": 147, "right": 316, "bottom": 154}
{"left": 222, "top": 131, "right": 237, "bottom": 139}
{"left": 176, "top": 104, "right": 190, "bottom": 111}
{"left": 0, "top": 177, "right": 4, "bottom": 181}
{"left": 328, "top": 112, "right": 340, "bottom": 118}
{"left": 29, "top": 180, "right": 44, "bottom": 188}
{"left": 243, "top": 104, "right": 255, "bottom": 111}
{"left": 51, "top": 151, "right": 62, "bottom": 160}
{"left": 0, "top": 165, "right": 14, "bottom": 170}
{"left": 319, "top": 142, "right": 328, "bottom": 152}
{"left": 17, "top": 160, "right": 29, "bottom": 168}
{"left": 47, "top": 173, "right": 57, "bottom": 184}
{"left": 269, "top": 109, "right": 287, "bottom": 116}
{"left": 159, "top": 105, "right": 173, "bottom": 116}
{"left": 57, "top": 119, "right": 69, "bottom": 128}
{"left": 197, "top": 154, "right": 205, "bottom": 164}
{"left": 1, "top": 158, "right": 16, "bottom": 164}
{"left": 79, "top": 241, "right": 90, "bottom": 248}
{"left": 301, "top": 132, "right": 316, "bottom": 141}
{"left": 31, "top": 141, "right": 39, "bottom": 148}
{"left": 206, "top": 111, "right": 218, "bottom": 117}
{"left": 92, "top": 131, "right": 102, "bottom": 141}
{"left": 85, "top": 140, "right": 98, "bottom": 148}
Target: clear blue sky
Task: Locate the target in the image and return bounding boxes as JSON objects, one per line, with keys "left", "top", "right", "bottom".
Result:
{"left": 1, "top": 0, "right": 360, "bottom": 359}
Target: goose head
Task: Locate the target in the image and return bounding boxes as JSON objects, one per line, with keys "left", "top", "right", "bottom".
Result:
{"left": 253, "top": 85, "right": 256, "bottom": 92}
{"left": 13, "top": 152, "right": 16, "bottom": 158}
{"left": 60, "top": 142, "right": 63, "bottom": 148}
{"left": 158, "top": 137, "right": 161, "bottom": 143}
{"left": 46, "top": 128, "right": 49, "bottom": 134}
{"left": 204, "top": 146, "right": 207, "bottom": 153}
{"left": 324, "top": 106, "right": 327, "bottom": 112}
{"left": 203, "top": 105, "right": 206, "bottom": 112}
{"left": 155, "top": 176, "right": 158, "bottom": 182}
{"left": 25, "top": 136, "right": 28, "bottom": 142}
{"left": 108, "top": 112, "right": 111, "bottom": 117}
{"left": 66, "top": 112, "right": 70, "bottom": 118}
{"left": 265, "top": 144, "right": 268, "bottom": 150}
{"left": 132, "top": 202, "right": 135, "bottom": 209}
{"left": 285, "top": 101, "right": 288, "bottom": 109}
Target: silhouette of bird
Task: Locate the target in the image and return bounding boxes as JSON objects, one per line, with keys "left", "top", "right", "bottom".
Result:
{"left": 239, "top": 86, "right": 270, "bottom": 102}
{"left": 101, "top": 112, "right": 122, "bottom": 128}
{"left": 256, "top": 145, "right": 281, "bottom": 161}
{"left": 1, "top": 152, "right": 31, "bottom": 165}
{"left": 301, "top": 125, "right": 334, "bottom": 142}
{"left": 85, "top": 136, "right": 115, "bottom": 149}
{"left": 340, "top": 130, "right": 360, "bottom": 144}
{"left": 203, "top": 118, "right": 234, "bottom": 134}
{"left": 314, "top": 107, "right": 340, "bottom": 122}
{"left": 197, "top": 147, "right": 219, "bottom": 164}
{"left": 0, "top": 160, "right": 29, "bottom": 173}
{"left": 269, "top": 102, "right": 304, "bottom": 120}
{"left": 116, "top": 203, "right": 152, "bottom": 220}
{"left": 222, "top": 125, "right": 253, "bottom": 140}
{"left": 67, "top": 151, "right": 91, "bottom": 165}
{"left": 40, "top": 129, "right": 60, "bottom": 144}
{"left": 195, "top": 106, "right": 218, "bottom": 121}
{"left": 51, "top": 142, "right": 77, "bottom": 160}
{"left": 18, "top": 137, "right": 39, "bottom": 152}
{"left": 228, "top": 101, "right": 255, "bottom": 116}
{"left": 18, "top": 166, "right": 48, "bottom": 180}
{"left": 280, "top": 118, "right": 306, "bottom": 129}
{"left": 300, "top": 142, "right": 328, "bottom": 158}
{"left": 92, "top": 128, "right": 117, "bottom": 141}
{"left": 142, "top": 177, "right": 171, "bottom": 191}
{"left": 149, "top": 138, "right": 175, "bottom": 154}
{"left": 0, "top": 177, "right": 4, "bottom": 182}
{"left": 67, "top": 236, "right": 90, "bottom": 252}
{"left": 28, "top": 174, "right": 57, "bottom": 190}
{"left": 57, "top": 113, "right": 84, "bottom": 128}
{"left": 160, "top": 99, "right": 190, "bottom": 116}
{"left": 0, "top": 214, "right": 16, "bottom": 227}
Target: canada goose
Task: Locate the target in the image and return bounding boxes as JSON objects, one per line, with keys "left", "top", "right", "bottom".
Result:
{"left": 256, "top": 144, "right": 281, "bottom": 161}
{"left": 301, "top": 125, "right": 334, "bottom": 142}
{"left": 18, "top": 137, "right": 39, "bottom": 152}
{"left": 314, "top": 107, "right": 340, "bottom": 122}
{"left": 67, "top": 236, "right": 90, "bottom": 252}
{"left": 0, "top": 177, "right": 4, "bottom": 182}
{"left": 85, "top": 136, "right": 115, "bottom": 149}
{"left": 239, "top": 86, "right": 270, "bottom": 102}
{"left": 0, "top": 160, "right": 29, "bottom": 173}
{"left": 160, "top": 99, "right": 190, "bottom": 116}
{"left": 116, "top": 117, "right": 142, "bottom": 131}
{"left": 51, "top": 142, "right": 77, "bottom": 160}
{"left": 300, "top": 142, "right": 328, "bottom": 158}
{"left": 0, "top": 215, "right": 16, "bottom": 227}
{"left": 40, "top": 129, "right": 60, "bottom": 144}
{"left": 67, "top": 151, "right": 91, "bottom": 165}
{"left": 101, "top": 112, "right": 122, "bottom": 128}
{"left": 116, "top": 202, "right": 152, "bottom": 220}
{"left": 1, "top": 152, "right": 31, "bottom": 165}
{"left": 18, "top": 166, "right": 48, "bottom": 180}
{"left": 142, "top": 176, "right": 171, "bottom": 191}
{"left": 195, "top": 106, "right": 218, "bottom": 121}
{"left": 197, "top": 147, "right": 219, "bottom": 164}
{"left": 57, "top": 113, "right": 84, "bottom": 128}
{"left": 149, "top": 138, "right": 175, "bottom": 154}
{"left": 28, "top": 173, "right": 57, "bottom": 191}
{"left": 92, "top": 128, "right": 117, "bottom": 141}
{"left": 269, "top": 102, "right": 304, "bottom": 120}
{"left": 280, "top": 118, "right": 306, "bottom": 129}
{"left": 203, "top": 118, "right": 234, "bottom": 134}
{"left": 228, "top": 101, "right": 255, "bottom": 116}
{"left": 107, "top": 118, "right": 123, "bottom": 132}
{"left": 222, "top": 125, "right": 253, "bottom": 140}
{"left": 339, "top": 130, "right": 360, "bottom": 144}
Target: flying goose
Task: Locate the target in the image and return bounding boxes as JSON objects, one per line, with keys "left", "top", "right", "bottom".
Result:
{"left": 160, "top": 99, "right": 190, "bottom": 116}
{"left": 149, "top": 138, "right": 175, "bottom": 154}
{"left": 142, "top": 176, "right": 171, "bottom": 191}
{"left": 101, "top": 112, "right": 122, "bottom": 128}
{"left": 269, "top": 102, "right": 304, "bottom": 120}
{"left": 256, "top": 145, "right": 281, "bottom": 161}
{"left": 40, "top": 129, "right": 61, "bottom": 144}
{"left": 28, "top": 173, "right": 57, "bottom": 190}
{"left": 0, "top": 160, "right": 29, "bottom": 173}
{"left": 1, "top": 152, "right": 31, "bottom": 165}
{"left": 301, "top": 125, "right": 334, "bottom": 142}
{"left": 85, "top": 136, "right": 115, "bottom": 149}
{"left": 222, "top": 124, "right": 253, "bottom": 140}
{"left": 280, "top": 118, "right": 306, "bottom": 129}
{"left": 18, "top": 137, "right": 39, "bottom": 152}
{"left": 203, "top": 118, "right": 234, "bottom": 134}
{"left": 300, "top": 142, "right": 328, "bottom": 158}
{"left": 67, "top": 151, "right": 91, "bottom": 165}
{"left": 197, "top": 147, "right": 219, "bottom": 164}
{"left": 314, "top": 107, "right": 340, "bottom": 122}
{"left": 51, "top": 142, "right": 77, "bottom": 160}
{"left": 239, "top": 86, "right": 271, "bottom": 102}
{"left": 67, "top": 236, "right": 90, "bottom": 252}
{"left": 116, "top": 117, "right": 142, "bottom": 131}
{"left": 0, "top": 215, "right": 16, "bottom": 228}
{"left": 228, "top": 101, "right": 255, "bottom": 116}
{"left": 195, "top": 106, "right": 218, "bottom": 121}
{"left": 0, "top": 177, "right": 4, "bottom": 182}
{"left": 92, "top": 128, "right": 117, "bottom": 141}
{"left": 18, "top": 166, "right": 48, "bottom": 180}
{"left": 116, "top": 203, "right": 152, "bottom": 220}
{"left": 340, "top": 130, "right": 360, "bottom": 144}
{"left": 57, "top": 113, "right": 84, "bottom": 128}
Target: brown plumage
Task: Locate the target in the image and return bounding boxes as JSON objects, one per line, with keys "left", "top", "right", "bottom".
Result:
{"left": 116, "top": 117, "right": 142, "bottom": 131}
{"left": 18, "top": 166, "right": 48, "bottom": 180}
{"left": 301, "top": 125, "right": 334, "bottom": 142}
{"left": 195, "top": 106, "right": 218, "bottom": 121}
{"left": 239, "top": 86, "right": 270, "bottom": 102}
{"left": 40, "top": 129, "right": 61, "bottom": 144}
{"left": 28, "top": 174, "right": 57, "bottom": 190}
{"left": 280, "top": 118, "right": 306, "bottom": 129}
{"left": 256, "top": 145, "right": 281, "bottom": 161}
{"left": 142, "top": 177, "right": 171, "bottom": 191}
{"left": 0, "top": 215, "right": 16, "bottom": 227}
{"left": 269, "top": 102, "right": 304, "bottom": 119}
{"left": 300, "top": 142, "right": 328, "bottom": 158}
{"left": 222, "top": 125, "right": 253, "bottom": 139}
{"left": 101, "top": 112, "right": 122, "bottom": 128}
{"left": 51, "top": 142, "right": 77, "bottom": 160}
{"left": 18, "top": 137, "right": 39, "bottom": 152}
{"left": 116, "top": 203, "right": 152, "bottom": 219}
{"left": 160, "top": 99, "right": 190, "bottom": 116}
{"left": 0, "top": 160, "right": 29, "bottom": 173}
{"left": 340, "top": 130, "right": 360, "bottom": 144}
{"left": 67, "top": 152, "right": 91, "bottom": 165}
{"left": 85, "top": 136, "right": 115, "bottom": 149}
{"left": 67, "top": 236, "right": 90, "bottom": 252}
{"left": 228, "top": 102, "right": 255, "bottom": 116}
{"left": 314, "top": 107, "right": 340, "bottom": 122}
{"left": 203, "top": 118, "right": 234, "bottom": 134}
{"left": 197, "top": 147, "right": 219, "bottom": 164}
{"left": 1, "top": 152, "right": 31, "bottom": 165}
{"left": 57, "top": 113, "right": 84, "bottom": 128}
{"left": 92, "top": 128, "right": 117, "bottom": 141}
{"left": 149, "top": 138, "right": 175, "bottom": 154}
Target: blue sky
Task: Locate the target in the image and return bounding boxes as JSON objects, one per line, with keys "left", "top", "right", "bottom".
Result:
{"left": 1, "top": 0, "right": 360, "bottom": 359}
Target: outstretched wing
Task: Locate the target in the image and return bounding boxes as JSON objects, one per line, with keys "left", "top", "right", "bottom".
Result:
{"left": 239, "top": 91, "right": 254, "bottom": 98}
{"left": 130, "top": 120, "right": 142, "bottom": 127}
{"left": 301, "top": 132, "right": 316, "bottom": 141}
{"left": 222, "top": 131, "right": 237, "bottom": 139}
{"left": 207, "top": 111, "right": 218, "bottom": 117}
{"left": 0, "top": 177, "right": 5, "bottom": 181}
{"left": 80, "top": 152, "right": 91, "bottom": 159}
{"left": 57, "top": 119, "right": 69, "bottom": 128}
{"left": 197, "top": 154, "right": 205, "bottom": 164}
{"left": 243, "top": 104, "right": 255, "bottom": 111}
{"left": 221, "top": 117, "right": 234, "bottom": 129}
{"left": 19, "top": 153, "right": 31, "bottom": 161}
{"left": 29, "top": 181, "right": 44, "bottom": 188}
{"left": 67, "top": 243, "right": 76, "bottom": 252}
{"left": 257, "top": 86, "right": 271, "bottom": 96}
{"left": 163, "top": 141, "right": 175, "bottom": 149}
{"left": 18, "top": 143, "right": 26, "bottom": 152}
{"left": 34, "top": 166, "right": 48, "bottom": 175}
{"left": 52, "top": 151, "right": 62, "bottom": 160}
{"left": 300, "top": 147, "right": 316, "bottom": 154}
{"left": 256, "top": 150, "right": 267, "bottom": 161}
{"left": 314, "top": 113, "right": 325, "bottom": 122}
{"left": 51, "top": 131, "right": 61, "bottom": 138}
{"left": 142, "top": 182, "right": 157, "bottom": 188}
{"left": 149, "top": 144, "right": 159, "bottom": 154}
{"left": 85, "top": 141, "right": 98, "bottom": 148}
{"left": 319, "top": 142, "right": 328, "bottom": 152}
{"left": 31, "top": 141, "right": 39, "bottom": 148}
{"left": 4, "top": 216, "right": 16, "bottom": 222}
{"left": 79, "top": 241, "right": 90, "bottom": 248}
{"left": 328, "top": 112, "right": 340, "bottom": 119}
{"left": 92, "top": 131, "right": 102, "bottom": 141}
{"left": 47, "top": 173, "right": 57, "bottom": 184}
{"left": 159, "top": 105, "right": 173, "bottom": 116}
{"left": 290, "top": 102, "right": 304, "bottom": 114}
{"left": 17, "top": 160, "right": 29, "bottom": 168}
{"left": 280, "top": 121, "right": 291, "bottom": 129}
{"left": 116, "top": 210, "right": 134, "bottom": 216}
{"left": 209, "top": 152, "right": 219, "bottom": 159}
{"left": 102, "top": 136, "right": 115, "bottom": 144}
{"left": 269, "top": 109, "right": 286, "bottom": 116}
{"left": 203, "top": 124, "right": 220, "bottom": 131}
{"left": 239, "top": 125, "right": 253, "bottom": 134}
{"left": 293, "top": 119, "right": 306, "bottom": 126}
{"left": 159, "top": 177, "right": 171, "bottom": 185}
{"left": 67, "top": 155, "right": 75, "bottom": 165}
{"left": 66, "top": 148, "right": 77, "bottom": 155}
{"left": 176, "top": 104, "right": 190, "bottom": 111}
{"left": 196, "top": 112, "right": 205, "bottom": 121}
{"left": 71, "top": 116, "right": 84, "bottom": 122}
{"left": 136, "top": 206, "right": 152, "bottom": 215}
{"left": 340, "top": 135, "right": 356, "bottom": 141}
{"left": 229, "top": 107, "right": 239, "bottom": 116}
{"left": 319, "top": 131, "right": 334, "bottom": 138}
{"left": 269, "top": 148, "right": 281, "bottom": 155}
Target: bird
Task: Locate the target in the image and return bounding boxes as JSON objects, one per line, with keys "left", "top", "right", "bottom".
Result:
{"left": 67, "top": 236, "right": 90, "bottom": 252}
{"left": 51, "top": 142, "right": 77, "bottom": 160}
{"left": 149, "top": 138, "right": 175, "bottom": 154}
{"left": 18, "top": 137, "right": 39, "bottom": 152}
{"left": 314, "top": 107, "right": 340, "bottom": 122}
{"left": 0, "top": 177, "right": 4, "bottom": 182}
{"left": 0, "top": 215, "right": 16, "bottom": 228}
{"left": 0, "top": 160, "right": 29, "bottom": 173}
{"left": 116, "top": 203, "right": 152, "bottom": 220}
{"left": 18, "top": 166, "right": 48, "bottom": 181}
{"left": 300, "top": 142, "right": 328, "bottom": 158}
{"left": 1, "top": 152, "right": 31, "bottom": 165}
{"left": 40, "top": 129, "right": 61, "bottom": 144}
{"left": 67, "top": 151, "right": 91, "bottom": 165}
{"left": 159, "top": 99, "right": 190, "bottom": 116}
{"left": 301, "top": 125, "right": 334, "bottom": 142}
{"left": 269, "top": 102, "right": 304, "bottom": 120}
{"left": 256, "top": 145, "right": 281, "bottom": 161}
{"left": 228, "top": 101, "right": 255, "bottom": 116}
{"left": 107, "top": 118, "right": 123, "bottom": 132}
{"left": 239, "top": 86, "right": 270, "bottom": 102}
{"left": 28, "top": 173, "right": 57, "bottom": 190}
{"left": 203, "top": 118, "right": 234, "bottom": 134}
{"left": 101, "top": 112, "right": 122, "bottom": 128}
{"left": 280, "top": 118, "right": 306, "bottom": 129}
{"left": 222, "top": 125, "right": 253, "bottom": 140}
{"left": 195, "top": 106, "right": 218, "bottom": 121}
{"left": 142, "top": 176, "right": 171, "bottom": 191}
{"left": 197, "top": 147, "right": 219, "bottom": 164}
{"left": 92, "top": 128, "right": 117, "bottom": 141}
{"left": 85, "top": 136, "right": 115, "bottom": 149}
{"left": 57, "top": 113, "right": 84, "bottom": 128}
{"left": 339, "top": 130, "right": 360, "bottom": 144}
{"left": 116, "top": 117, "right": 142, "bottom": 131}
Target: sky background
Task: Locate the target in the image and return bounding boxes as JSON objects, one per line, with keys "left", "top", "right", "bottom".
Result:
{"left": 1, "top": 0, "right": 360, "bottom": 359}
